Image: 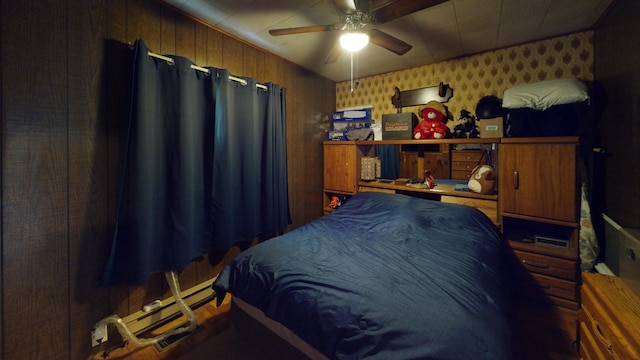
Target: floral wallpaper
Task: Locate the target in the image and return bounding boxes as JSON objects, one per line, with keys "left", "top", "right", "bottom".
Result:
{"left": 335, "top": 31, "right": 594, "bottom": 125}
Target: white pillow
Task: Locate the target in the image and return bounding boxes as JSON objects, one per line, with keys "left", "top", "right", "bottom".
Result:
{"left": 503, "top": 78, "right": 589, "bottom": 111}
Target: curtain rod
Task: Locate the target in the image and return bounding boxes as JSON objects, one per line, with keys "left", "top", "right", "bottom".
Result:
{"left": 147, "top": 51, "right": 267, "bottom": 91}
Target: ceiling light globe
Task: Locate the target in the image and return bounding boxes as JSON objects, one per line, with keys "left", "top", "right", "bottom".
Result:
{"left": 339, "top": 32, "right": 369, "bottom": 52}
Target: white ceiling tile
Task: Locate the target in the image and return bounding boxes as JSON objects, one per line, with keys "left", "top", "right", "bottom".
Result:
{"left": 159, "top": 0, "right": 616, "bottom": 81}
{"left": 451, "top": 0, "right": 501, "bottom": 22}
{"left": 496, "top": 19, "right": 543, "bottom": 47}
{"left": 500, "top": 0, "right": 552, "bottom": 26}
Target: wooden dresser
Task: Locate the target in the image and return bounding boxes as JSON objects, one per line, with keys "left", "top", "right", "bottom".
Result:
{"left": 579, "top": 273, "right": 640, "bottom": 359}
{"left": 499, "top": 137, "right": 581, "bottom": 359}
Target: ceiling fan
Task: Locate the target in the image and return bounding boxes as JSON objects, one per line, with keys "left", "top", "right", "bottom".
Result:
{"left": 268, "top": 0, "right": 448, "bottom": 64}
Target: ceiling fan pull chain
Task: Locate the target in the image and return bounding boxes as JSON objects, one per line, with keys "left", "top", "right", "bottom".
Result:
{"left": 350, "top": 51, "right": 354, "bottom": 92}
{"left": 356, "top": 51, "right": 360, "bottom": 85}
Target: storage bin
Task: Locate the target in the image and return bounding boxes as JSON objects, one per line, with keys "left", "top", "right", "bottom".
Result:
{"left": 382, "top": 113, "right": 418, "bottom": 140}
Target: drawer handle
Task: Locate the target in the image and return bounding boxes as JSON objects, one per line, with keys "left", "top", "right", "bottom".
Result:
{"left": 591, "top": 320, "right": 614, "bottom": 352}
{"left": 522, "top": 259, "right": 550, "bottom": 269}
{"left": 513, "top": 171, "right": 519, "bottom": 190}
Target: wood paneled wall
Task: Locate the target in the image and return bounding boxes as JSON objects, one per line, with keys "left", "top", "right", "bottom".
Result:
{"left": 0, "top": 0, "right": 335, "bottom": 359}
{"left": 593, "top": 0, "right": 640, "bottom": 229}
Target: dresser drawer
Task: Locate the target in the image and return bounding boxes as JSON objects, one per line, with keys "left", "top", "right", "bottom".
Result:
{"left": 580, "top": 273, "right": 640, "bottom": 360}
{"left": 578, "top": 304, "right": 620, "bottom": 359}
{"left": 513, "top": 302, "right": 578, "bottom": 358}
{"left": 451, "top": 161, "right": 479, "bottom": 171}
{"left": 520, "top": 272, "right": 579, "bottom": 302}
{"left": 451, "top": 150, "right": 483, "bottom": 162}
{"left": 578, "top": 316, "right": 610, "bottom": 360}
{"left": 451, "top": 169, "right": 474, "bottom": 180}
{"left": 513, "top": 249, "right": 579, "bottom": 281}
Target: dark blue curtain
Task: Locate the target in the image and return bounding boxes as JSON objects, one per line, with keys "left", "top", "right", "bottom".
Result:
{"left": 211, "top": 69, "right": 290, "bottom": 249}
{"left": 375, "top": 145, "right": 400, "bottom": 179}
{"left": 100, "top": 40, "right": 289, "bottom": 287}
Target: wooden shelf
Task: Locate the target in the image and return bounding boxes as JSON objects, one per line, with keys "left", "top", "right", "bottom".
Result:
{"left": 323, "top": 138, "right": 502, "bottom": 146}
{"left": 359, "top": 181, "right": 497, "bottom": 200}
{"left": 500, "top": 136, "right": 579, "bottom": 144}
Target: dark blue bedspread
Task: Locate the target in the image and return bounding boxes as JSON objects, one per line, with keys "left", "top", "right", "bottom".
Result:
{"left": 213, "top": 192, "right": 512, "bottom": 359}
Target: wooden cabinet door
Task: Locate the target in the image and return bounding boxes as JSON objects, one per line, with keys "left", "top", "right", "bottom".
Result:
{"left": 423, "top": 152, "right": 449, "bottom": 179}
{"left": 400, "top": 151, "right": 450, "bottom": 179}
{"left": 500, "top": 142, "right": 577, "bottom": 222}
{"left": 324, "top": 144, "right": 357, "bottom": 193}
{"left": 399, "top": 151, "right": 419, "bottom": 178}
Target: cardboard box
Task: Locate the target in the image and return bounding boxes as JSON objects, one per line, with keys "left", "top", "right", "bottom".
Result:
{"left": 478, "top": 116, "right": 503, "bottom": 138}
{"left": 382, "top": 113, "right": 418, "bottom": 140}
{"left": 332, "top": 108, "right": 372, "bottom": 131}
{"left": 332, "top": 108, "right": 371, "bottom": 121}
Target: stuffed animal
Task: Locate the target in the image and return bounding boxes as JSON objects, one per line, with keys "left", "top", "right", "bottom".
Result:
{"left": 413, "top": 101, "right": 450, "bottom": 139}
{"left": 467, "top": 165, "right": 495, "bottom": 194}
{"left": 453, "top": 109, "right": 480, "bottom": 138}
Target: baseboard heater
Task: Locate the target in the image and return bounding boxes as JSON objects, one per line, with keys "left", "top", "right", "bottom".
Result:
{"left": 153, "top": 324, "right": 204, "bottom": 352}
{"left": 120, "top": 277, "right": 217, "bottom": 336}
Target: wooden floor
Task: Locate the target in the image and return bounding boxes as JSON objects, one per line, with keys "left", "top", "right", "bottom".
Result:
{"left": 89, "top": 294, "right": 261, "bottom": 360}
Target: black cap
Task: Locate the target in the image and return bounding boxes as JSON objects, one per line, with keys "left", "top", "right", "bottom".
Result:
{"left": 475, "top": 96, "right": 503, "bottom": 119}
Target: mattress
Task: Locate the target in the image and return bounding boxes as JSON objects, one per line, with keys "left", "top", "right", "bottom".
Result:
{"left": 213, "top": 192, "right": 513, "bottom": 359}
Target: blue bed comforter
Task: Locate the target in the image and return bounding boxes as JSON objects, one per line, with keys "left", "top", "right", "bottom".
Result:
{"left": 213, "top": 192, "right": 512, "bottom": 359}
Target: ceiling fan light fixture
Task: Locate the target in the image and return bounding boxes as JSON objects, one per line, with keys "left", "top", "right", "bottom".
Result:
{"left": 339, "top": 32, "right": 369, "bottom": 52}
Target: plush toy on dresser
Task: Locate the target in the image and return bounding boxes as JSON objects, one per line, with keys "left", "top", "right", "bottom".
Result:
{"left": 413, "top": 100, "right": 451, "bottom": 139}
{"left": 453, "top": 109, "right": 480, "bottom": 138}
{"left": 467, "top": 165, "right": 496, "bottom": 194}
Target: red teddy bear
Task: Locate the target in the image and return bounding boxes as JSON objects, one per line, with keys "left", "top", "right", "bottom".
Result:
{"left": 413, "top": 100, "right": 450, "bottom": 139}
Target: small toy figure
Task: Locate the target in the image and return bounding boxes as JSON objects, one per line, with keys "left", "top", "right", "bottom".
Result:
{"left": 329, "top": 195, "right": 343, "bottom": 209}
{"left": 424, "top": 169, "right": 437, "bottom": 189}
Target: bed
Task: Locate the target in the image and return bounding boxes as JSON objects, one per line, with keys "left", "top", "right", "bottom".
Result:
{"left": 212, "top": 192, "right": 513, "bottom": 359}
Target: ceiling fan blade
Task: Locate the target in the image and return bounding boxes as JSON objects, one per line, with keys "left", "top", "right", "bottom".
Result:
{"left": 368, "top": 29, "right": 412, "bottom": 55}
{"left": 371, "top": 0, "right": 448, "bottom": 24}
{"left": 333, "top": 0, "right": 358, "bottom": 15}
{"left": 324, "top": 42, "right": 343, "bottom": 64}
{"left": 269, "top": 25, "right": 335, "bottom": 36}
